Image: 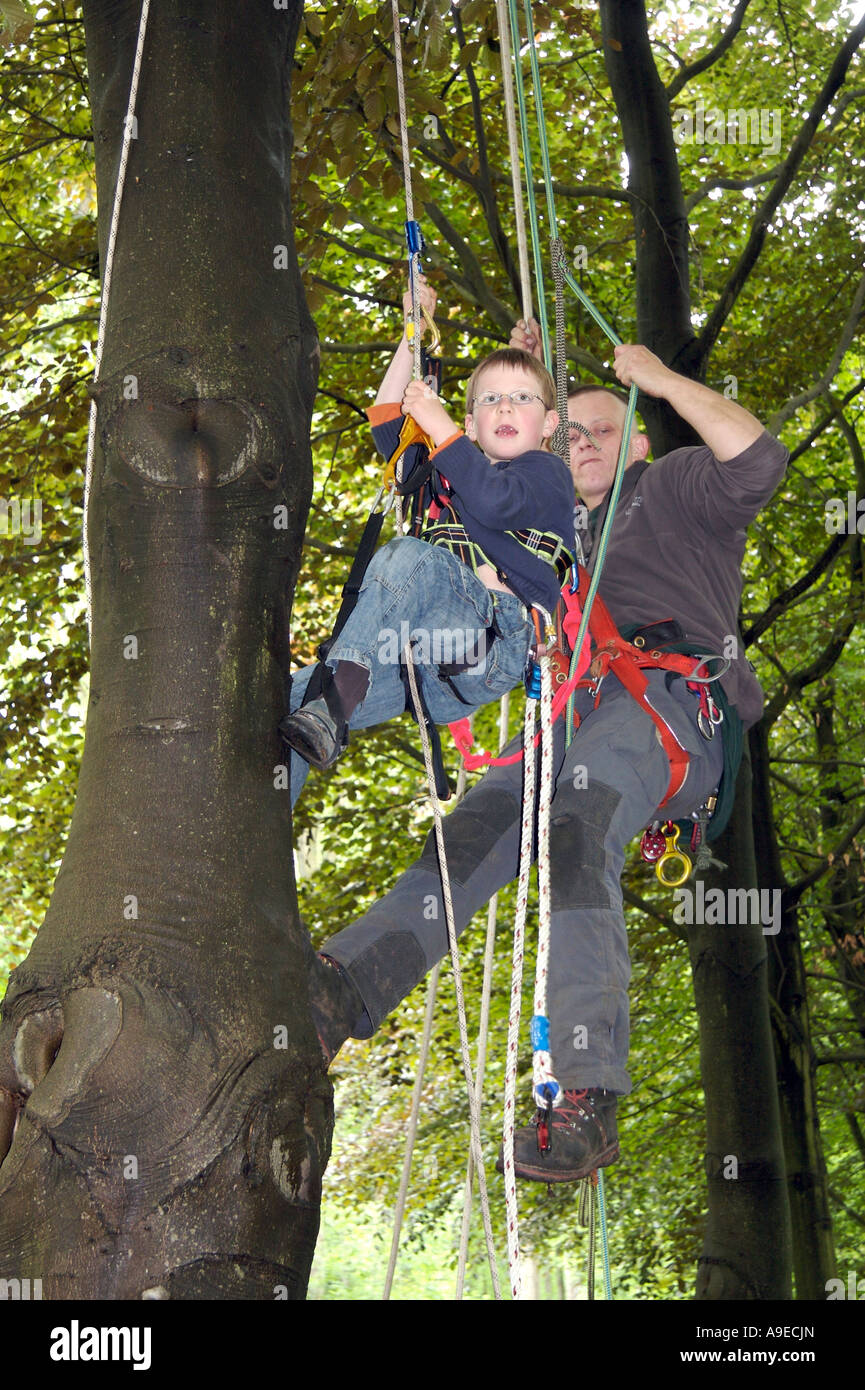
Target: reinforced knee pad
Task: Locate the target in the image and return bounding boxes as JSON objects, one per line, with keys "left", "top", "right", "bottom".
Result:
{"left": 348, "top": 932, "right": 428, "bottom": 1033}
{"left": 549, "top": 781, "right": 621, "bottom": 911}
{"left": 420, "top": 785, "right": 521, "bottom": 887}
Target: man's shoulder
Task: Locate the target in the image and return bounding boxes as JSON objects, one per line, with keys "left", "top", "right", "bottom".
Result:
{"left": 647, "top": 431, "right": 787, "bottom": 475}
{"left": 639, "top": 430, "right": 788, "bottom": 530}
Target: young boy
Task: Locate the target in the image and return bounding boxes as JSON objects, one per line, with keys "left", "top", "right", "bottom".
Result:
{"left": 280, "top": 280, "right": 575, "bottom": 773}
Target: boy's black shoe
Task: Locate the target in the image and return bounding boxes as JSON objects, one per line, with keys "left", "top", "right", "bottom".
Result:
{"left": 279, "top": 698, "right": 348, "bottom": 769}
{"left": 498, "top": 1087, "right": 619, "bottom": 1183}
{"left": 308, "top": 952, "right": 366, "bottom": 1066}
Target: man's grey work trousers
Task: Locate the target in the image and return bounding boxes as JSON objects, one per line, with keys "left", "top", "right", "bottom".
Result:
{"left": 321, "top": 668, "right": 725, "bottom": 1095}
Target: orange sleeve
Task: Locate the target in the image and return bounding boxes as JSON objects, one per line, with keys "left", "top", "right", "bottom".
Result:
{"left": 429, "top": 430, "right": 465, "bottom": 460}
{"left": 366, "top": 402, "right": 403, "bottom": 426}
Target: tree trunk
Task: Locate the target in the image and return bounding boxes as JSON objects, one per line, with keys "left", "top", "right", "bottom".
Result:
{"left": 686, "top": 749, "right": 791, "bottom": 1298}
{"left": 598, "top": 0, "right": 700, "bottom": 453}
{"left": 599, "top": 0, "right": 792, "bottom": 1298}
{"left": 751, "top": 719, "right": 835, "bottom": 1298}
{"left": 0, "top": 0, "right": 327, "bottom": 1300}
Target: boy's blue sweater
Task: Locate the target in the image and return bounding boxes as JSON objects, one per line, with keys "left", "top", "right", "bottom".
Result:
{"left": 369, "top": 405, "right": 575, "bottom": 615}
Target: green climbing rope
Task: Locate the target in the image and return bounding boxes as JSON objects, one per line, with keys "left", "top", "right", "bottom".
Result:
{"left": 505, "top": 0, "right": 630, "bottom": 1300}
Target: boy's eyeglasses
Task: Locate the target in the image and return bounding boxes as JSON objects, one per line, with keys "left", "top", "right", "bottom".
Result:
{"left": 472, "top": 390, "right": 548, "bottom": 408}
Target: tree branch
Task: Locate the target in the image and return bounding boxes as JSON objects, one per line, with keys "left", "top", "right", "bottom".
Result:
{"left": 768, "top": 268, "right": 865, "bottom": 435}
{"left": 786, "top": 806, "right": 865, "bottom": 905}
{"left": 684, "top": 165, "right": 781, "bottom": 214}
{"left": 847, "top": 1112, "right": 865, "bottom": 1161}
{"left": 743, "top": 534, "right": 853, "bottom": 644}
{"left": 827, "top": 84, "right": 865, "bottom": 132}
{"left": 622, "top": 885, "right": 681, "bottom": 934}
{"left": 697, "top": 16, "right": 865, "bottom": 359}
{"left": 806, "top": 969, "right": 865, "bottom": 994}
{"left": 522, "top": 177, "right": 634, "bottom": 206}
{"left": 666, "top": 0, "right": 754, "bottom": 99}
{"left": 422, "top": 200, "right": 515, "bottom": 330}
{"left": 451, "top": 6, "right": 519, "bottom": 302}
{"left": 764, "top": 607, "right": 863, "bottom": 727}
{"left": 829, "top": 1187, "right": 865, "bottom": 1229}
{"left": 787, "top": 379, "right": 865, "bottom": 464}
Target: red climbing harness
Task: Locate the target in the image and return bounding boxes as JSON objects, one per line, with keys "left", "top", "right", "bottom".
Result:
{"left": 449, "top": 565, "right": 718, "bottom": 807}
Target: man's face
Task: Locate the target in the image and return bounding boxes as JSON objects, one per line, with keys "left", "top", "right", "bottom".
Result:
{"left": 566, "top": 390, "right": 646, "bottom": 503}
{"left": 464, "top": 364, "right": 558, "bottom": 461}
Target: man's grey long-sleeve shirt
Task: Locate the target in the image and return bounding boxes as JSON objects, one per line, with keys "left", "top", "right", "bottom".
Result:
{"left": 576, "top": 430, "right": 788, "bottom": 728}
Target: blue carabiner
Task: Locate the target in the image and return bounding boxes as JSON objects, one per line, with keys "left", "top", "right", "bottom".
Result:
{"left": 405, "top": 219, "right": 424, "bottom": 260}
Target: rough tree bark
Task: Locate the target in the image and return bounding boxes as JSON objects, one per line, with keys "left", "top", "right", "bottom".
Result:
{"left": 598, "top": 0, "right": 699, "bottom": 453}
{"left": 0, "top": 0, "right": 327, "bottom": 1299}
{"left": 687, "top": 754, "right": 791, "bottom": 1299}
{"left": 599, "top": 0, "right": 792, "bottom": 1297}
{"left": 751, "top": 715, "right": 837, "bottom": 1299}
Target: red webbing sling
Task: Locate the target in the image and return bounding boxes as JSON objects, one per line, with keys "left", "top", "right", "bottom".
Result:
{"left": 449, "top": 566, "right": 704, "bottom": 807}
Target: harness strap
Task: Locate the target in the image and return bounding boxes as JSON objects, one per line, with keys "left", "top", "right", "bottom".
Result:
{"left": 436, "top": 614, "right": 503, "bottom": 709}
{"left": 299, "top": 503, "right": 386, "bottom": 709}
{"left": 421, "top": 515, "right": 575, "bottom": 586}
{"left": 449, "top": 566, "right": 705, "bottom": 807}
{"left": 301, "top": 419, "right": 442, "bottom": 711}
{"left": 447, "top": 596, "right": 591, "bottom": 770}
{"left": 398, "top": 652, "right": 452, "bottom": 800}
{"left": 573, "top": 569, "right": 692, "bottom": 806}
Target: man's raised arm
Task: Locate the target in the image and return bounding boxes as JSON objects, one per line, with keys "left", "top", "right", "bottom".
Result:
{"left": 613, "top": 344, "right": 765, "bottom": 460}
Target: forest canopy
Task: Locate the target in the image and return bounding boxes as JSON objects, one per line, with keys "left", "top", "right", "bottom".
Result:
{"left": 1, "top": 0, "right": 863, "bottom": 1298}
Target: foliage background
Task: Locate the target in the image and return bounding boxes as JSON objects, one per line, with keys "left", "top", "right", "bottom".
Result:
{"left": 1, "top": 0, "right": 863, "bottom": 1297}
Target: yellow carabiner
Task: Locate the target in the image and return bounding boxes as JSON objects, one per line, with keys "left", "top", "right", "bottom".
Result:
{"left": 655, "top": 822, "right": 692, "bottom": 888}
{"left": 382, "top": 414, "right": 434, "bottom": 492}
{"left": 406, "top": 304, "right": 442, "bottom": 356}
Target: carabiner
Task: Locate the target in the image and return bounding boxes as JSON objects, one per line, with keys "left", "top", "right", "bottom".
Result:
{"left": 655, "top": 822, "right": 692, "bottom": 887}
{"left": 687, "top": 654, "right": 731, "bottom": 685}
{"left": 406, "top": 303, "right": 442, "bottom": 356}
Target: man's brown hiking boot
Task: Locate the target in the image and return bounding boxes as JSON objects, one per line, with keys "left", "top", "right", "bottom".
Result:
{"left": 307, "top": 952, "right": 366, "bottom": 1066}
{"left": 498, "top": 1087, "right": 619, "bottom": 1182}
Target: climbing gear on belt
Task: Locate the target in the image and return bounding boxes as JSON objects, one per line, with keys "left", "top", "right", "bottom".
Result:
{"left": 654, "top": 821, "right": 693, "bottom": 887}
{"left": 640, "top": 820, "right": 693, "bottom": 885}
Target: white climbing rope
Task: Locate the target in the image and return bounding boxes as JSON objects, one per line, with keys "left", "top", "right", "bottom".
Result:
{"left": 82, "top": 0, "right": 152, "bottom": 640}
{"left": 383, "top": 742, "right": 471, "bottom": 1300}
{"left": 401, "top": 643, "right": 502, "bottom": 1299}
{"left": 501, "top": 685, "right": 541, "bottom": 1301}
{"left": 382, "top": 957, "right": 443, "bottom": 1299}
{"left": 385, "top": 2, "right": 509, "bottom": 1300}
{"left": 390, "top": 0, "right": 423, "bottom": 394}
{"left": 494, "top": 0, "right": 533, "bottom": 324}
{"left": 531, "top": 652, "right": 560, "bottom": 1108}
{"left": 455, "top": 691, "right": 509, "bottom": 1299}
{"left": 383, "top": 0, "right": 562, "bottom": 1304}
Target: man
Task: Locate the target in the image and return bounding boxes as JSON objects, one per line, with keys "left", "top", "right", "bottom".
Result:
{"left": 301, "top": 334, "right": 788, "bottom": 1183}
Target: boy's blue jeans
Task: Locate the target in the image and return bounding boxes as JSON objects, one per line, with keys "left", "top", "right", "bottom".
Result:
{"left": 288, "top": 537, "right": 533, "bottom": 802}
